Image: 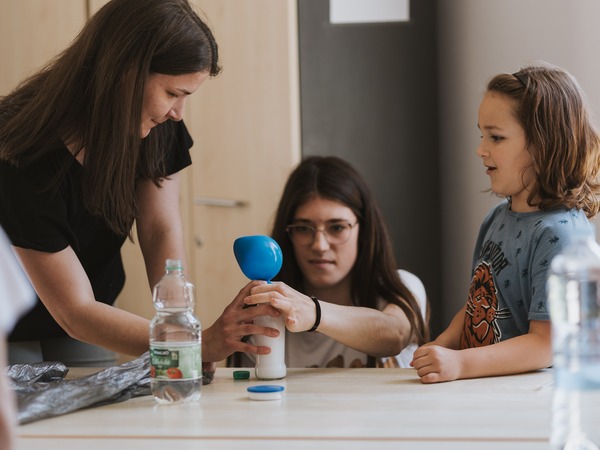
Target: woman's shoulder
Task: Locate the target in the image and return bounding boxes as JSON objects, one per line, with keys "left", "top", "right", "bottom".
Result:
{"left": 159, "top": 120, "right": 193, "bottom": 175}
{"left": 397, "top": 270, "right": 426, "bottom": 299}
{"left": 162, "top": 119, "right": 193, "bottom": 148}
{"left": 173, "top": 119, "right": 193, "bottom": 144}
{"left": 397, "top": 269, "right": 427, "bottom": 318}
{"left": 0, "top": 146, "right": 73, "bottom": 189}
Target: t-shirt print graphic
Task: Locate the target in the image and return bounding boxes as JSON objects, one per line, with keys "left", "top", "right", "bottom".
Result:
{"left": 460, "top": 261, "right": 502, "bottom": 349}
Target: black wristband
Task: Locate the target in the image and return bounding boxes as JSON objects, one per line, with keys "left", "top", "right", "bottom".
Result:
{"left": 308, "top": 295, "right": 321, "bottom": 332}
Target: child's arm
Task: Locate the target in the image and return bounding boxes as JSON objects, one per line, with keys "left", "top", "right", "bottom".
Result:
{"left": 424, "top": 306, "right": 466, "bottom": 349}
{"left": 411, "top": 320, "right": 551, "bottom": 383}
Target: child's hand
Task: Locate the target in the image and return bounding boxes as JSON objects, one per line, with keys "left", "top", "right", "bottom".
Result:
{"left": 410, "top": 344, "right": 462, "bottom": 384}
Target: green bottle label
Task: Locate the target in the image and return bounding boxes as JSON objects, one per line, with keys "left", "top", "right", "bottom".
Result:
{"left": 150, "top": 343, "right": 202, "bottom": 380}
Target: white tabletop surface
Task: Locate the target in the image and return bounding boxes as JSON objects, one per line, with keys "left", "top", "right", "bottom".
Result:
{"left": 15, "top": 367, "right": 554, "bottom": 450}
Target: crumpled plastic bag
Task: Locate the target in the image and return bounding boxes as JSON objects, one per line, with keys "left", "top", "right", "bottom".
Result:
{"left": 8, "top": 352, "right": 151, "bottom": 424}
{"left": 7, "top": 352, "right": 216, "bottom": 424}
{"left": 7, "top": 360, "right": 70, "bottom": 385}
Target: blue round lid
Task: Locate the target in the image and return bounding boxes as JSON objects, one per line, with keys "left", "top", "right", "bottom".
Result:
{"left": 247, "top": 385, "right": 285, "bottom": 393}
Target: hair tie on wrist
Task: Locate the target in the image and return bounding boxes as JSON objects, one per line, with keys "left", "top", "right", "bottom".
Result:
{"left": 308, "top": 295, "right": 321, "bottom": 332}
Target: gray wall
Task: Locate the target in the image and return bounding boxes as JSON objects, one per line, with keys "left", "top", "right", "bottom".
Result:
{"left": 297, "top": 0, "right": 443, "bottom": 335}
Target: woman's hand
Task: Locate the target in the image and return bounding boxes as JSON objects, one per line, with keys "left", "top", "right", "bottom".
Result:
{"left": 244, "top": 282, "right": 318, "bottom": 332}
{"left": 201, "top": 281, "right": 282, "bottom": 362}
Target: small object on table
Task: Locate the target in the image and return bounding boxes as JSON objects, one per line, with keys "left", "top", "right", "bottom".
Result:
{"left": 233, "top": 370, "right": 250, "bottom": 380}
{"left": 247, "top": 385, "right": 285, "bottom": 401}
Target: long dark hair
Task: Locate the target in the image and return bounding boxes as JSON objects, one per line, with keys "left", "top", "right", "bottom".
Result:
{"left": 271, "top": 156, "right": 428, "bottom": 352}
{"left": 487, "top": 63, "right": 600, "bottom": 218}
{"left": 0, "top": 0, "right": 221, "bottom": 235}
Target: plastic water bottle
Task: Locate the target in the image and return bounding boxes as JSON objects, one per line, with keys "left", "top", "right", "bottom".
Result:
{"left": 547, "top": 234, "right": 600, "bottom": 449}
{"left": 149, "top": 259, "right": 202, "bottom": 403}
{"left": 254, "top": 314, "right": 286, "bottom": 380}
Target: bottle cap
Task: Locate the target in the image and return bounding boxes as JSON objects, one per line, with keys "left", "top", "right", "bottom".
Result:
{"left": 247, "top": 385, "right": 285, "bottom": 401}
{"left": 233, "top": 370, "right": 250, "bottom": 380}
{"left": 165, "top": 259, "right": 183, "bottom": 270}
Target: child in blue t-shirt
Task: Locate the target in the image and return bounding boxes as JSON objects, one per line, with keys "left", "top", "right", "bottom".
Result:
{"left": 411, "top": 62, "right": 600, "bottom": 383}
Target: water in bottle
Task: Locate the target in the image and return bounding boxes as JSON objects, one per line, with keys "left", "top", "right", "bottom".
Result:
{"left": 547, "top": 233, "right": 600, "bottom": 450}
{"left": 150, "top": 259, "right": 202, "bottom": 403}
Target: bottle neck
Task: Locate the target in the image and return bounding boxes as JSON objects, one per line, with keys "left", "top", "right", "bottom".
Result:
{"left": 166, "top": 268, "right": 183, "bottom": 276}
{"left": 165, "top": 258, "right": 184, "bottom": 274}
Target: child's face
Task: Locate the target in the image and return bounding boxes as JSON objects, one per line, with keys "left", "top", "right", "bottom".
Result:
{"left": 476, "top": 92, "right": 536, "bottom": 212}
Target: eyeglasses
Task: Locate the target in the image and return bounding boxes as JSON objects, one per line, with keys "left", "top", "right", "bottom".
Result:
{"left": 286, "top": 221, "right": 358, "bottom": 246}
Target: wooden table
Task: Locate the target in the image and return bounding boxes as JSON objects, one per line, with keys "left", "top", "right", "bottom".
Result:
{"left": 15, "top": 367, "right": 553, "bottom": 450}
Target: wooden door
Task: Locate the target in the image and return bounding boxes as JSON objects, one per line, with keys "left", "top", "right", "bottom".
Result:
{"left": 186, "top": 0, "right": 301, "bottom": 330}
{"left": 0, "top": 1, "right": 87, "bottom": 96}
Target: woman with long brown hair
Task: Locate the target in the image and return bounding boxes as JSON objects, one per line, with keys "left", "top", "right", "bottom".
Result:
{"left": 0, "top": 0, "right": 278, "bottom": 367}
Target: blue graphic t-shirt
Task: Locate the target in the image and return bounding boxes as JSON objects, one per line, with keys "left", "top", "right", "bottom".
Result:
{"left": 460, "top": 200, "right": 594, "bottom": 349}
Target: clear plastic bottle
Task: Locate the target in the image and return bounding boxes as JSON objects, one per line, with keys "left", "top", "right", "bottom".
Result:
{"left": 254, "top": 314, "right": 286, "bottom": 380}
{"left": 547, "top": 234, "right": 600, "bottom": 450}
{"left": 149, "top": 259, "right": 202, "bottom": 403}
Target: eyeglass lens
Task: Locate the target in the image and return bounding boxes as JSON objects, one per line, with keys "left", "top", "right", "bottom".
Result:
{"left": 287, "top": 222, "right": 355, "bottom": 245}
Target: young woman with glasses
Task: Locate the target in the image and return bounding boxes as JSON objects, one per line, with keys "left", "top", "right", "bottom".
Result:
{"left": 242, "top": 156, "right": 429, "bottom": 368}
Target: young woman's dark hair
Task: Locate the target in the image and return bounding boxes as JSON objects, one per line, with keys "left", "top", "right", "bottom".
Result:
{"left": 0, "top": 0, "right": 221, "bottom": 235}
{"left": 270, "top": 156, "right": 429, "bottom": 365}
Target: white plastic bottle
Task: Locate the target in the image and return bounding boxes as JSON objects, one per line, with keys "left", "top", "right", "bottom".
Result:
{"left": 547, "top": 233, "right": 600, "bottom": 450}
{"left": 149, "top": 259, "right": 202, "bottom": 403}
{"left": 254, "top": 314, "right": 286, "bottom": 380}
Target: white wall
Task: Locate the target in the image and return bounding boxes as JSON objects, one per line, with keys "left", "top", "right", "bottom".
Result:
{"left": 438, "top": 0, "right": 600, "bottom": 324}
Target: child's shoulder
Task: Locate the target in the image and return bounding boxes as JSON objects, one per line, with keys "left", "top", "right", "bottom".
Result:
{"left": 531, "top": 208, "right": 589, "bottom": 231}
{"left": 528, "top": 208, "right": 593, "bottom": 250}
{"left": 480, "top": 203, "right": 592, "bottom": 240}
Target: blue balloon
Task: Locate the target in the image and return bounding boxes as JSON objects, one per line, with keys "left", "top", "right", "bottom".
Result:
{"left": 233, "top": 235, "right": 283, "bottom": 282}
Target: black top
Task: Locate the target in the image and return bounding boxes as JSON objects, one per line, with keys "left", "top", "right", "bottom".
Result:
{"left": 0, "top": 121, "right": 193, "bottom": 341}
